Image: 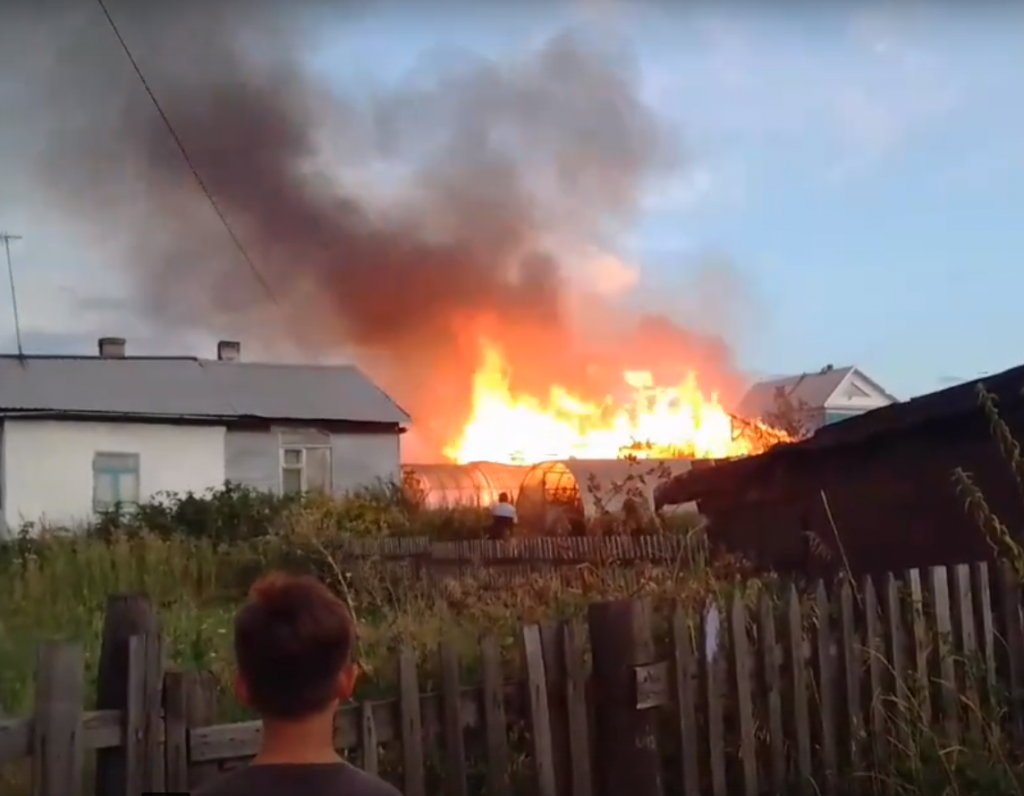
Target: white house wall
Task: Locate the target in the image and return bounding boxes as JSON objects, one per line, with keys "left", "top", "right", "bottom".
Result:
{"left": 224, "top": 429, "right": 401, "bottom": 495}
{"left": 1, "top": 419, "right": 226, "bottom": 531}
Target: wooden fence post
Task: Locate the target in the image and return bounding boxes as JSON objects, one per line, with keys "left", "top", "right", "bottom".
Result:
{"left": 182, "top": 671, "right": 221, "bottom": 790}
{"left": 31, "top": 641, "right": 85, "bottom": 796}
{"left": 94, "top": 593, "right": 159, "bottom": 796}
{"left": 588, "top": 598, "right": 663, "bottom": 796}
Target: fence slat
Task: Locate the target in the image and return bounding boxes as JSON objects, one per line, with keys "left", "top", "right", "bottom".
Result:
{"left": 784, "top": 586, "right": 812, "bottom": 795}
{"left": 438, "top": 639, "right": 468, "bottom": 796}
{"left": 862, "top": 577, "right": 887, "bottom": 776}
{"left": 929, "top": 566, "right": 959, "bottom": 743}
{"left": 539, "top": 622, "right": 571, "bottom": 796}
{"left": 671, "top": 608, "right": 701, "bottom": 796}
{"left": 757, "top": 593, "right": 786, "bottom": 795}
{"left": 907, "top": 569, "right": 933, "bottom": 724}
{"left": 163, "top": 671, "right": 188, "bottom": 793}
{"left": 479, "top": 636, "right": 510, "bottom": 796}
{"left": 814, "top": 582, "right": 838, "bottom": 796}
{"left": 589, "top": 599, "right": 663, "bottom": 796}
{"left": 562, "top": 621, "right": 593, "bottom": 796}
{"left": 94, "top": 594, "right": 159, "bottom": 796}
{"left": 837, "top": 580, "right": 862, "bottom": 776}
{"left": 730, "top": 594, "right": 758, "bottom": 796}
{"left": 31, "top": 641, "right": 85, "bottom": 796}
{"left": 704, "top": 603, "right": 728, "bottom": 796}
{"left": 523, "top": 625, "right": 558, "bottom": 796}
{"left": 398, "top": 648, "right": 426, "bottom": 796}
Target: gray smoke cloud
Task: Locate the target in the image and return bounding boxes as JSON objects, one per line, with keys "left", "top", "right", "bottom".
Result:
{"left": 9, "top": 0, "right": 741, "bottom": 457}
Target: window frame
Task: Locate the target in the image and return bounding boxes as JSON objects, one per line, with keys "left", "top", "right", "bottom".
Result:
{"left": 92, "top": 451, "right": 141, "bottom": 513}
{"left": 278, "top": 433, "right": 333, "bottom": 495}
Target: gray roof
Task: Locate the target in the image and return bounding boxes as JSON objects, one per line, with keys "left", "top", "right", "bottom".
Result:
{"left": 0, "top": 356, "right": 410, "bottom": 425}
{"left": 737, "top": 367, "right": 855, "bottom": 418}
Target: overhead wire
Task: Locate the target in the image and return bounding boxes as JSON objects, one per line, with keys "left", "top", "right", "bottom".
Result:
{"left": 91, "top": 0, "right": 280, "bottom": 307}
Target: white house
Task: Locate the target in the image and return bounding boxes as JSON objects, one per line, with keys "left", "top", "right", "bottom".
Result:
{"left": 0, "top": 337, "right": 410, "bottom": 533}
{"left": 737, "top": 365, "right": 897, "bottom": 434}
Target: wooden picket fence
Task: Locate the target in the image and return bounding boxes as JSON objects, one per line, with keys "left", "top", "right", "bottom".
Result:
{"left": 2, "top": 560, "right": 1024, "bottom": 796}
{"left": 335, "top": 533, "right": 691, "bottom": 564}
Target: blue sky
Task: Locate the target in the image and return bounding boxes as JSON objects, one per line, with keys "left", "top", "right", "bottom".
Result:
{"left": 1, "top": 0, "right": 1023, "bottom": 399}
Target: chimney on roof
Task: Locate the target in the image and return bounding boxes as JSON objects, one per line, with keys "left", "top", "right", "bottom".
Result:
{"left": 98, "top": 337, "right": 126, "bottom": 359}
{"left": 217, "top": 340, "right": 241, "bottom": 362}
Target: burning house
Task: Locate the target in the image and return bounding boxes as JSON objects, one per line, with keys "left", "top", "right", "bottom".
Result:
{"left": 654, "top": 364, "right": 1024, "bottom": 577}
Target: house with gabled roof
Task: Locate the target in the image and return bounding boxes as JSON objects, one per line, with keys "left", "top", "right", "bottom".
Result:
{"left": 737, "top": 365, "right": 897, "bottom": 434}
{"left": 0, "top": 337, "right": 410, "bottom": 533}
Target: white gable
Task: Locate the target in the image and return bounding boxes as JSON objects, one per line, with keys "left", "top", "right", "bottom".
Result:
{"left": 823, "top": 369, "right": 895, "bottom": 411}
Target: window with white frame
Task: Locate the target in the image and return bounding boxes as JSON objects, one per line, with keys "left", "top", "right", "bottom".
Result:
{"left": 279, "top": 430, "right": 332, "bottom": 495}
{"left": 93, "top": 452, "right": 141, "bottom": 512}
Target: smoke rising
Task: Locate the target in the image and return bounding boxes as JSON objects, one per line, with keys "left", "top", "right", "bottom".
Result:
{"left": 23, "top": 1, "right": 742, "bottom": 458}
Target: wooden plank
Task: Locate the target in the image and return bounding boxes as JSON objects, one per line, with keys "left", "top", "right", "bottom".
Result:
{"left": 883, "top": 574, "right": 909, "bottom": 753}
{"left": 929, "top": 566, "right": 959, "bottom": 743}
{"left": 730, "top": 594, "right": 758, "bottom": 796}
{"left": 563, "top": 621, "right": 594, "bottom": 796}
{"left": 540, "top": 622, "right": 571, "bottom": 796}
{"left": 814, "top": 581, "right": 838, "bottom": 795}
{"left": 971, "top": 562, "right": 997, "bottom": 712}
{"left": 144, "top": 634, "right": 166, "bottom": 793}
{"left": 704, "top": 603, "right": 727, "bottom": 796}
{"left": 125, "top": 635, "right": 147, "bottom": 796}
{"left": 1, "top": 709, "right": 126, "bottom": 764}
{"left": 439, "top": 639, "right": 468, "bottom": 796}
{"left": 94, "top": 594, "right": 159, "bottom": 796}
{"left": 588, "top": 598, "right": 664, "bottom": 796}
{"left": 480, "top": 637, "right": 510, "bottom": 796}
{"left": 837, "top": 580, "right": 862, "bottom": 775}
{"left": 163, "top": 671, "right": 189, "bottom": 793}
{"left": 784, "top": 586, "right": 812, "bottom": 795}
{"left": 360, "top": 701, "right": 378, "bottom": 774}
{"left": 523, "top": 625, "right": 558, "bottom": 796}
{"left": 862, "top": 577, "right": 887, "bottom": 776}
{"left": 671, "top": 607, "right": 700, "bottom": 796}
{"left": 907, "top": 569, "right": 932, "bottom": 724}
{"left": 31, "top": 641, "right": 85, "bottom": 796}
{"left": 952, "top": 564, "right": 982, "bottom": 742}
{"left": 758, "top": 593, "right": 786, "bottom": 795}
{"left": 183, "top": 670, "right": 221, "bottom": 790}
{"left": 997, "top": 562, "right": 1024, "bottom": 745}
{"left": 398, "top": 648, "right": 426, "bottom": 796}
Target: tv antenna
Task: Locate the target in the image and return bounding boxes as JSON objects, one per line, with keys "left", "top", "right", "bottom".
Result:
{"left": 1, "top": 232, "right": 24, "bottom": 356}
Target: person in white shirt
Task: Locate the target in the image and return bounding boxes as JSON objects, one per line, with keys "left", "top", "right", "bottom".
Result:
{"left": 488, "top": 492, "right": 517, "bottom": 539}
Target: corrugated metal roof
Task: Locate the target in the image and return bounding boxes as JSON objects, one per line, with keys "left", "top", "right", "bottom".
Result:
{"left": 737, "top": 367, "right": 854, "bottom": 417}
{"left": 0, "top": 356, "right": 410, "bottom": 424}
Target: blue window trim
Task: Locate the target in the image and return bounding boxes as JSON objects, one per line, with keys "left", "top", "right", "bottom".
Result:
{"left": 93, "top": 453, "right": 141, "bottom": 512}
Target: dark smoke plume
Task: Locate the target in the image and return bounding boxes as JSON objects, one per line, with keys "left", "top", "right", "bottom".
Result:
{"left": 20, "top": 1, "right": 741, "bottom": 457}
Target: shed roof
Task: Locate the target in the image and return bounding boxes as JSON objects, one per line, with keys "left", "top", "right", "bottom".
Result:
{"left": 0, "top": 356, "right": 410, "bottom": 425}
{"left": 656, "top": 361, "right": 1024, "bottom": 507}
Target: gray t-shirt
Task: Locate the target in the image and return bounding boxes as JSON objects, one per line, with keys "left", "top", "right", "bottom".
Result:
{"left": 195, "top": 761, "right": 402, "bottom": 796}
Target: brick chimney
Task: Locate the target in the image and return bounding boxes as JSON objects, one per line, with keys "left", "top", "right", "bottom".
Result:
{"left": 217, "top": 340, "right": 241, "bottom": 361}
{"left": 98, "top": 337, "right": 126, "bottom": 358}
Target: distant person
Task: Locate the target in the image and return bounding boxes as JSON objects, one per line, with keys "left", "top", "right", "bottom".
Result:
{"left": 488, "top": 492, "right": 517, "bottom": 539}
{"left": 196, "top": 573, "right": 401, "bottom": 796}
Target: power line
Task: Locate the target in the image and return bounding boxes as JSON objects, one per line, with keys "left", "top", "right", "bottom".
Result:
{"left": 1, "top": 232, "right": 24, "bottom": 356}
{"left": 92, "top": 0, "right": 279, "bottom": 306}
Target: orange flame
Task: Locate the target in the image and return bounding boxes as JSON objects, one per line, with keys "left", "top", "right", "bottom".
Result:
{"left": 444, "top": 342, "right": 787, "bottom": 464}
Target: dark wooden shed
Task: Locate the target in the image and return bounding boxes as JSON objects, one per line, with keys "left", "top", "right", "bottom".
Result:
{"left": 654, "top": 364, "right": 1024, "bottom": 578}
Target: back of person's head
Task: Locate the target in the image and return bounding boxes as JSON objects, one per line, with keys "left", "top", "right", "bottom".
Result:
{"left": 233, "top": 573, "right": 356, "bottom": 720}
{"left": 498, "top": 491, "right": 509, "bottom": 503}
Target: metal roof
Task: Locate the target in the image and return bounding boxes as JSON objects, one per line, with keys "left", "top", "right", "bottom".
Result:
{"left": 737, "top": 367, "right": 855, "bottom": 417}
{"left": 0, "top": 356, "right": 410, "bottom": 425}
